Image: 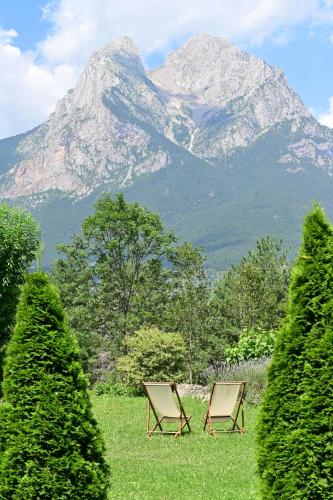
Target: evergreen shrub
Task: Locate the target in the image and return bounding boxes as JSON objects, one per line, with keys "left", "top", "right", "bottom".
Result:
{"left": 257, "top": 204, "right": 333, "bottom": 499}
{"left": 0, "top": 272, "right": 110, "bottom": 499}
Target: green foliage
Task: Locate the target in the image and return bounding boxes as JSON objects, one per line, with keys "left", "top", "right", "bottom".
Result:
{"left": 53, "top": 195, "right": 211, "bottom": 385}
{"left": 211, "top": 236, "right": 290, "bottom": 342}
{"left": 0, "top": 272, "right": 109, "bottom": 498}
{"left": 163, "top": 242, "right": 211, "bottom": 382}
{"left": 225, "top": 326, "right": 276, "bottom": 364}
{"left": 257, "top": 204, "right": 333, "bottom": 499}
{"left": 0, "top": 203, "right": 40, "bottom": 384}
{"left": 52, "top": 193, "right": 175, "bottom": 366}
{"left": 117, "top": 326, "right": 187, "bottom": 391}
{"left": 94, "top": 381, "right": 137, "bottom": 397}
{"left": 93, "top": 370, "right": 137, "bottom": 397}
{"left": 52, "top": 194, "right": 290, "bottom": 387}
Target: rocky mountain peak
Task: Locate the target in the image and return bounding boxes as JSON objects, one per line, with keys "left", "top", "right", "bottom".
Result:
{"left": 86, "top": 36, "right": 142, "bottom": 66}
{"left": 103, "top": 35, "right": 140, "bottom": 55}
{"left": 148, "top": 34, "right": 312, "bottom": 159}
{"left": 1, "top": 35, "right": 333, "bottom": 273}
{"left": 68, "top": 37, "right": 144, "bottom": 109}
{"left": 46, "top": 36, "right": 146, "bottom": 127}
{"left": 87, "top": 36, "right": 144, "bottom": 75}
{"left": 0, "top": 34, "right": 332, "bottom": 202}
{"left": 149, "top": 34, "right": 279, "bottom": 104}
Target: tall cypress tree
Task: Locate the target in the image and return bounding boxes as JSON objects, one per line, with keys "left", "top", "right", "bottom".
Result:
{"left": 0, "top": 272, "right": 109, "bottom": 498}
{"left": 257, "top": 204, "right": 333, "bottom": 499}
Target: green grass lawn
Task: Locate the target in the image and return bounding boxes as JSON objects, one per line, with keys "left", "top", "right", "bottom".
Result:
{"left": 92, "top": 395, "right": 260, "bottom": 499}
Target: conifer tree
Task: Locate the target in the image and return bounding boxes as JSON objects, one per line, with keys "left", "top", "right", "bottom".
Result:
{"left": 0, "top": 272, "right": 109, "bottom": 498}
{"left": 257, "top": 204, "right": 333, "bottom": 499}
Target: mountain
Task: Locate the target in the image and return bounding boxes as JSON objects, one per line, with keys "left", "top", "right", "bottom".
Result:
{"left": 1, "top": 34, "right": 333, "bottom": 270}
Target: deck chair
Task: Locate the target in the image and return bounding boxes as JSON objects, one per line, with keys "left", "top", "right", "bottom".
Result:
{"left": 143, "top": 382, "right": 191, "bottom": 437}
{"left": 203, "top": 381, "right": 246, "bottom": 435}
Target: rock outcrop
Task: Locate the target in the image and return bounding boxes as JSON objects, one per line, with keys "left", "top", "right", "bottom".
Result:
{"left": 1, "top": 34, "right": 333, "bottom": 199}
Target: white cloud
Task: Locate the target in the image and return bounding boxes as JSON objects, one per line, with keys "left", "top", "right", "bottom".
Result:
{"left": 40, "top": 0, "right": 326, "bottom": 64}
{"left": 1, "top": 0, "right": 333, "bottom": 139}
{"left": 0, "top": 27, "right": 77, "bottom": 138}
{"left": 319, "top": 97, "right": 333, "bottom": 128}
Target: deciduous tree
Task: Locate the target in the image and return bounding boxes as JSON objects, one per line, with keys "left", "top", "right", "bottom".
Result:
{"left": 0, "top": 203, "right": 40, "bottom": 382}
{"left": 211, "top": 236, "right": 290, "bottom": 342}
{"left": 164, "top": 242, "right": 210, "bottom": 382}
{"left": 53, "top": 193, "right": 175, "bottom": 362}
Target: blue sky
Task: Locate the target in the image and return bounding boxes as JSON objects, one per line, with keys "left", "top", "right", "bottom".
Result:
{"left": 249, "top": 27, "right": 333, "bottom": 114}
{"left": 0, "top": 0, "right": 51, "bottom": 51}
{"left": 0, "top": 0, "right": 333, "bottom": 138}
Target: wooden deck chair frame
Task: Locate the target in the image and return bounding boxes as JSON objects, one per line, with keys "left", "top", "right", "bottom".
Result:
{"left": 203, "top": 381, "right": 246, "bottom": 435}
{"left": 143, "top": 382, "right": 191, "bottom": 438}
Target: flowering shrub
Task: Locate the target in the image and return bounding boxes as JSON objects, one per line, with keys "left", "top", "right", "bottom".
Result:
{"left": 200, "top": 357, "right": 271, "bottom": 405}
{"left": 225, "top": 326, "right": 275, "bottom": 363}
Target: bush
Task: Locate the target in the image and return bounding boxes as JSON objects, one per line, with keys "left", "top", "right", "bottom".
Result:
{"left": 0, "top": 272, "right": 109, "bottom": 498}
{"left": 117, "top": 326, "right": 187, "bottom": 392}
{"left": 201, "top": 358, "right": 270, "bottom": 405}
{"left": 225, "top": 326, "right": 276, "bottom": 363}
{"left": 94, "top": 382, "right": 137, "bottom": 397}
{"left": 0, "top": 203, "right": 40, "bottom": 384}
{"left": 257, "top": 204, "right": 333, "bottom": 499}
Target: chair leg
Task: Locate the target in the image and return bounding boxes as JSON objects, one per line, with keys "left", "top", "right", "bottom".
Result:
{"left": 208, "top": 415, "right": 213, "bottom": 436}
{"left": 229, "top": 400, "right": 245, "bottom": 433}
{"left": 146, "top": 399, "right": 163, "bottom": 436}
{"left": 147, "top": 418, "right": 164, "bottom": 437}
{"left": 203, "top": 413, "right": 208, "bottom": 431}
{"left": 230, "top": 415, "right": 244, "bottom": 433}
{"left": 176, "top": 415, "right": 191, "bottom": 437}
{"left": 204, "top": 409, "right": 214, "bottom": 435}
{"left": 146, "top": 400, "right": 150, "bottom": 435}
{"left": 175, "top": 415, "right": 182, "bottom": 437}
{"left": 230, "top": 415, "right": 240, "bottom": 430}
{"left": 181, "top": 416, "right": 191, "bottom": 433}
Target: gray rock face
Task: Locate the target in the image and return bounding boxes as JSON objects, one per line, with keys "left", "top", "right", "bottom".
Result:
{"left": 2, "top": 36, "right": 170, "bottom": 198}
{"left": 149, "top": 35, "right": 332, "bottom": 164}
{"left": 1, "top": 34, "right": 333, "bottom": 199}
{"left": 149, "top": 35, "right": 309, "bottom": 157}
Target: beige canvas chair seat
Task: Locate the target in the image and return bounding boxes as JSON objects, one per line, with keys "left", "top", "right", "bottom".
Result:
{"left": 208, "top": 416, "right": 230, "bottom": 423}
{"left": 204, "top": 381, "right": 246, "bottom": 435}
{"left": 162, "top": 416, "right": 181, "bottom": 422}
{"left": 143, "top": 382, "right": 191, "bottom": 437}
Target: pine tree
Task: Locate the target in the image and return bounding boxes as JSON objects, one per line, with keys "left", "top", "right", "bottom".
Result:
{"left": 257, "top": 204, "right": 333, "bottom": 499}
{"left": 0, "top": 272, "right": 109, "bottom": 499}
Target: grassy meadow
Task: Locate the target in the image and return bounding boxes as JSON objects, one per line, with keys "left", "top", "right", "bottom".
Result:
{"left": 92, "top": 395, "right": 260, "bottom": 499}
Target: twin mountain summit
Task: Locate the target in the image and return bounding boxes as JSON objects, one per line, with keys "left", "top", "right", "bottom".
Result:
{"left": 1, "top": 34, "right": 332, "bottom": 269}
